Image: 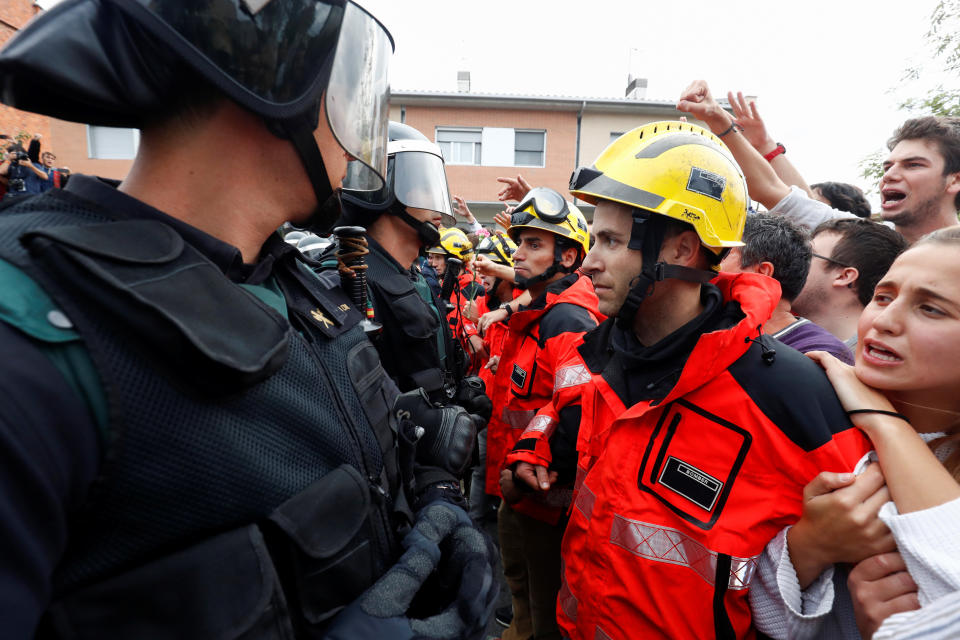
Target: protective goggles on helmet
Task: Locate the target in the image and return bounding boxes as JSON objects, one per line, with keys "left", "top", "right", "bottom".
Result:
{"left": 511, "top": 187, "right": 570, "bottom": 224}
{"left": 115, "top": 0, "right": 393, "bottom": 191}
{"left": 476, "top": 235, "right": 516, "bottom": 266}
{"left": 392, "top": 140, "right": 455, "bottom": 225}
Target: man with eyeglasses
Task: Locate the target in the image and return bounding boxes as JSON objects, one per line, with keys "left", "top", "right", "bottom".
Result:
{"left": 793, "top": 218, "right": 908, "bottom": 347}
{"left": 720, "top": 214, "right": 854, "bottom": 363}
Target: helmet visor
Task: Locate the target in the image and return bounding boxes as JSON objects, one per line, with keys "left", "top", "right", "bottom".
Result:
{"left": 394, "top": 150, "right": 454, "bottom": 222}
{"left": 120, "top": 0, "right": 392, "bottom": 190}
{"left": 327, "top": 2, "right": 392, "bottom": 191}
{"left": 513, "top": 187, "right": 569, "bottom": 223}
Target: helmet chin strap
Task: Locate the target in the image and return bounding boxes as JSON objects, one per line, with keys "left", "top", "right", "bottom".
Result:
{"left": 394, "top": 204, "right": 440, "bottom": 247}
{"left": 513, "top": 243, "right": 574, "bottom": 291}
{"left": 615, "top": 211, "right": 716, "bottom": 330}
{"left": 274, "top": 114, "right": 340, "bottom": 235}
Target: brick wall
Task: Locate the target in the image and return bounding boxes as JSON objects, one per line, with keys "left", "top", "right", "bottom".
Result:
{"left": 0, "top": 0, "right": 47, "bottom": 147}
{"left": 399, "top": 105, "right": 579, "bottom": 203}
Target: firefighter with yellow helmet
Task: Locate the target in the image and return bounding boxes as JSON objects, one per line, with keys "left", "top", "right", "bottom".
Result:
{"left": 488, "top": 187, "right": 602, "bottom": 640}
{"left": 505, "top": 122, "right": 870, "bottom": 639}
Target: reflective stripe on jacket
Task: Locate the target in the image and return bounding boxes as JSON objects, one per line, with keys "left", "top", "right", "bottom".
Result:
{"left": 508, "top": 272, "right": 872, "bottom": 639}
{"left": 485, "top": 273, "right": 600, "bottom": 522}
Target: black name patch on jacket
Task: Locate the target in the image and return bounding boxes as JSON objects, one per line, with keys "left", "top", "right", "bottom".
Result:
{"left": 658, "top": 456, "right": 723, "bottom": 511}
{"left": 511, "top": 364, "right": 527, "bottom": 388}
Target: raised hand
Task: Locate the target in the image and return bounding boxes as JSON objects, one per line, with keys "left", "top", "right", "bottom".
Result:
{"left": 452, "top": 195, "right": 476, "bottom": 222}
{"left": 496, "top": 175, "right": 531, "bottom": 203}
{"left": 728, "top": 91, "right": 774, "bottom": 151}
{"left": 676, "top": 79, "right": 730, "bottom": 130}
{"left": 493, "top": 210, "right": 513, "bottom": 232}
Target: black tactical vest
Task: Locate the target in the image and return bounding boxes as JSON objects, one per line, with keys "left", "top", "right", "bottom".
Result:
{"left": 366, "top": 245, "right": 459, "bottom": 400}
{"left": 0, "top": 189, "right": 405, "bottom": 638}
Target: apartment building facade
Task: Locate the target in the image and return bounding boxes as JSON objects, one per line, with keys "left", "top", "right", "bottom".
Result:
{"left": 390, "top": 90, "right": 721, "bottom": 224}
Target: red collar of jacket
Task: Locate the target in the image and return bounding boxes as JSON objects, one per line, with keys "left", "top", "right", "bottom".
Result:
{"left": 509, "top": 273, "right": 601, "bottom": 334}
{"left": 592, "top": 271, "right": 780, "bottom": 422}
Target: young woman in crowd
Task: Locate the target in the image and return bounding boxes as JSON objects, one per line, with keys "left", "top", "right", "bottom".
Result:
{"left": 808, "top": 226, "right": 960, "bottom": 638}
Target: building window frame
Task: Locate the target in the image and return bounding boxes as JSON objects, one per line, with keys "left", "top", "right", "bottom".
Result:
{"left": 436, "top": 127, "right": 482, "bottom": 165}
{"left": 514, "top": 129, "right": 546, "bottom": 168}
{"left": 86, "top": 125, "right": 141, "bottom": 160}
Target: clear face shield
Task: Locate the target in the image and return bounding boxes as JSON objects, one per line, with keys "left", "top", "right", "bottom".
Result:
{"left": 120, "top": 0, "right": 393, "bottom": 191}
{"left": 326, "top": 2, "right": 392, "bottom": 192}
{"left": 393, "top": 148, "right": 455, "bottom": 227}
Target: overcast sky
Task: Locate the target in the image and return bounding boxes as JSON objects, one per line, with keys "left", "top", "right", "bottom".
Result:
{"left": 36, "top": 0, "right": 946, "bottom": 209}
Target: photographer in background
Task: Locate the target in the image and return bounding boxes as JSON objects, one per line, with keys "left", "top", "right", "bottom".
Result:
{"left": 29, "top": 151, "right": 67, "bottom": 192}
{"left": 0, "top": 144, "right": 48, "bottom": 200}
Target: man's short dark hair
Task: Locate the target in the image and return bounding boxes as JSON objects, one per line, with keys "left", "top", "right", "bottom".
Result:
{"left": 739, "top": 214, "right": 811, "bottom": 301}
{"left": 888, "top": 116, "right": 960, "bottom": 209}
{"left": 813, "top": 218, "right": 908, "bottom": 306}
{"left": 811, "top": 182, "right": 872, "bottom": 218}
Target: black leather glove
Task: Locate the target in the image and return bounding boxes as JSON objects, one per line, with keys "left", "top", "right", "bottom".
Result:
{"left": 455, "top": 376, "right": 492, "bottom": 424}
{"left": 394, "top": 389, "right": 476, "bottom": 479}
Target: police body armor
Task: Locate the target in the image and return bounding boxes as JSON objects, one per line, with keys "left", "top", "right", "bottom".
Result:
{"left": 0, "top": 189, "right": 406, "bottom": 638}
{"left": 365, "top": 246, "right": 463, "bottom": 402}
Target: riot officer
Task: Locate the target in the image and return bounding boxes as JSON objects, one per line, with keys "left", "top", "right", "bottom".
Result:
{"left": 0, "top": 1, "right": 495, "bottom": 637}
{"left": 339, "top": 122, "right": 465, "bottom": 401}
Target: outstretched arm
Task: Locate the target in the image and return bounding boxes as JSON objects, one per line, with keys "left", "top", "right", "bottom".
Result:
{"left": 496, "top": 174, "right": 531, "bottom": 203}
{"left": 728, "top": 91, "right": 813, "bottom": 198}
{"left": 453, "top": 195, "right": 484, "bottom": 235}
{"left": 676, "top": 80, "right": 791, "bottom": 210}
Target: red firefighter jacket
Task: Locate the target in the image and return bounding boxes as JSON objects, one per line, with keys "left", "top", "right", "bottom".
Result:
{"left": 446, "top": 268, "right": 486, "bottom": 374}
{"left": 485, "top": 273, "right": 601, "bottom": 522}
{"left": 506, "top": 272, "right": 871, "bottom": 639}
{"left": 476, "top": 288, "right": 520, "bottom": 392}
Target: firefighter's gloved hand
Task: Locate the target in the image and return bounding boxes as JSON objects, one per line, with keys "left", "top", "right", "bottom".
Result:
{"left": 395, "top": 389, "right": 476, "bottom": 479}
{"left": 323, "top": 501, "right": 498, "bottom": 640}
{"left": 455, "top": 376, "right": 492, "bottom": 424}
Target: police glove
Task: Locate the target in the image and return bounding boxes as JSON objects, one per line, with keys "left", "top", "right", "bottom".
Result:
{"left": 323, "top": 501, "right": 498, "bottom": 640}
{"left": 454, "top": 376, "right": 492, "bottom": 425}
{"left": 395, "top": 388, "right": 476, "bottom": 479}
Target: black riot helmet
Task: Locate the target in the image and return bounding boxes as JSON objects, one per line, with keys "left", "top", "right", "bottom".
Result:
{"left": 0, "top": 0, "right": 394, "bottom": 232}
{"left": 340, "top": 121, "right": 455, "bottom": 247}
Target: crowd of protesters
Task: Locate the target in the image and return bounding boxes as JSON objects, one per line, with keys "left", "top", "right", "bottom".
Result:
{"left": 398, "top": 78, "right": 960, "bottom": 640}
{"left": 1, "top": 1, "right": 959, "bottom": 638}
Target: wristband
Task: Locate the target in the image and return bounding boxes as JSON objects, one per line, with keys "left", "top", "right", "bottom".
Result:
{"left": 846, "top": 409, "right": 910, "bottom": 424}
{"left": 502, "top": 304, "right": 514, "bottom": 319}
{"left": 763, "top": 143, "right": 786, "bottom": 162}
{"left": 716, "top": 122, "right": 741, "bottom": 139}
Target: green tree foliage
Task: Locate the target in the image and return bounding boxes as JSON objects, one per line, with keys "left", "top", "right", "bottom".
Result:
{"left": 861, "top": 0, "right": 960, "bottom": 185}
{"left": 899, "top": 0, "right": 960, "bottom": 116}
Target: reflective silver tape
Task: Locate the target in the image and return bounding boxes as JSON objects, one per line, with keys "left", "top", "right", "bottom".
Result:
{"left": 501, "top": 407, "right": 537, "bottom": 428}
{"left": 609, "top": 515, "right": 757, "bottom": 590}
{"left": 574, "top": 481, "right": 597, "bottom": 521}
{"left": 554, "top": 363, "right": 591, "bottom": 391}
{"left": 558, "top": 574, "right": 578, "bottom": 622}
{"left": 519, "top": 414, "right": 557, "bottom": 440}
